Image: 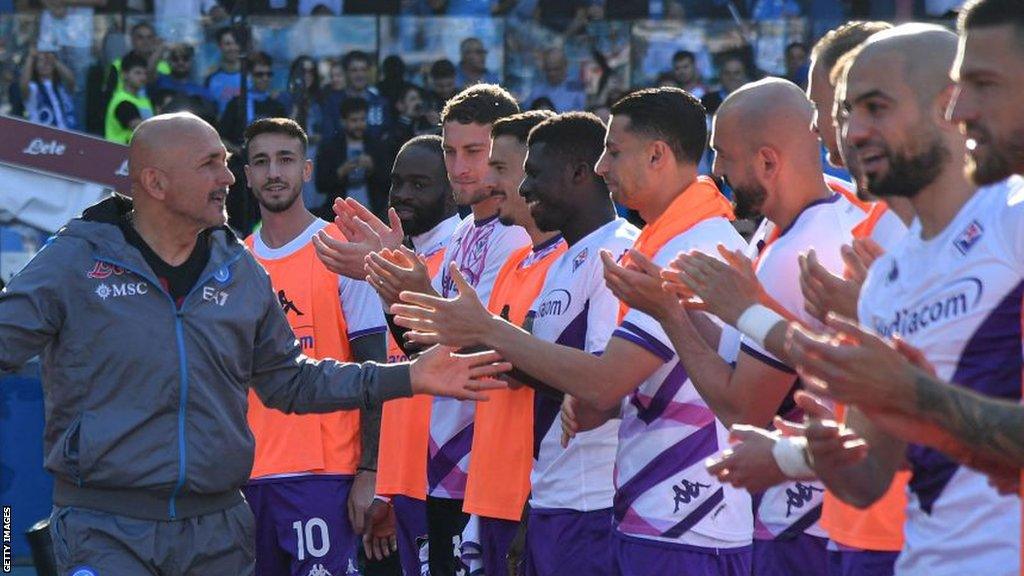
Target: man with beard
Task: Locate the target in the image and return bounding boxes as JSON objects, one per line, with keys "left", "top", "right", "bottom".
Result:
{"left": 616, "top": 78, "right": 864, "bottom": 576}
{"left": 782, "top": 24, "right": 1023, "bottom": 574}
{"left": 364, "top": 135, "right": 462, "bottom": 576}
{"left": 2, "top": 113, "right": 512, "bottom": 575}
{"left": 456, "top": 110, "right": 565, "bottom": 575}
{"left": 391, "top": 88, "right": 753, "bottom": 576}
{"left": 707, "top": 27, "right": 914, "bottom": 576}
{"left": 807, "top": 20, "right": 911, "bottom": 249}
{"left": 241, "top": 117, "right": 390, "bottom": 576}
{"left": 391, "top": 112, "right": 637, "bottom": 576}
{"left": 320, "top": 84, "right": 529, "bottom": 574}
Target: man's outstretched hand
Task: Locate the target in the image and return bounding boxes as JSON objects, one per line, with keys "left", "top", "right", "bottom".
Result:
{"left": 409, "top": 344, "right": 510, "bottom": 400}
{"left": 392, "top": 263, "right": 496, "bottom": 349}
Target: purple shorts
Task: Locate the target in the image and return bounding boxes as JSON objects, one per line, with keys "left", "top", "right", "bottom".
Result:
{"left": 614, "top": 532, "right": 751, "bottom": 576}
{"left": 827, "top": 548, "right": 898, "bottom": 576}
{"left": 524, "top": 507, "right": 616, "bottom": 576}
{"left": 479, "top": 516, "right": 520, "bottom": 576}
{"left": 392, "top": 494, "right": 428, "bottom": 576}
{"left": 243, "top": 475, "right": 358, "bottom": 576}
{"left": 753, "top": 534, "right": 828, "bottom": 576}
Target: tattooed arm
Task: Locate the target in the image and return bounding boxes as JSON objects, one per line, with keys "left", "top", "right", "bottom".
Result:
{"left": 879, "top": 372, "right": 1024, "bottom": 470}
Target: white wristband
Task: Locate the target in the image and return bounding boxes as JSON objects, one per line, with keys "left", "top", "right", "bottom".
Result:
{"left": 736, "top": 304, "right": 784, "bottom": 349}
{"left": 772, "top": 436, "right": 815, "bottom": 479}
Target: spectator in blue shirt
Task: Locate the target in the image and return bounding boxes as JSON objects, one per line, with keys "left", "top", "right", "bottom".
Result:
{"left": 456, "top": 37, "right": 499, "bottom": 87}
{"left": 205, "top": 27, "right": 243, "bottom": 116}
{"left": 153, "top": 43, "right": 215, "bottom": 110}
{"left": 316, "top": 96, "right": 391, "bottom": 218}
{"left": 526, "top": 47, "right": 587, "bottom": 112}
{"left": 320, "top": 50, "right": 391, "bottom": 141}
{"left": 784, "top": 41, "right": 810, "bottom": 89}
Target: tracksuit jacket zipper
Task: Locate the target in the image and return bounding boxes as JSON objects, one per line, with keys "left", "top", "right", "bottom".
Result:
{"left": 93, "top": 252, "right": 243, "bottom": 519}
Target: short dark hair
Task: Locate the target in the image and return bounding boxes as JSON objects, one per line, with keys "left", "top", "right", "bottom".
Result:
{"left": 811, "top": 21, "right": 893, "bottom": 73}
{"left": 491, "top": 110, "right": 556, "bottom": 143}
{"left": 340, "top": 96, "right": 369, "bottom": 118}
{"left": 430, "top": 59, "right": 457, "bottom": 79}
{"left": 216, "top": 26, "right": 236, "bottom": 44}
{"left": 130, "top": 21, "right": 154, "bottom": 36}
{"left": 397, "top": 84, "right": 422, "bottom": 102}
{"left": 785, "top": 41, "right": 808, "bottom": 55}
{"left": 527, "top": 111, "right": 607, "bottom": 169}
{"left": 959, "top": 0, "right": 1024, "bottom": 40}
{"left": 399, "top": 134, "right": 444, "bottom": 160}
{"left": 121, "top": 52, "right": 148, "bottom": 73}
{"left": 249, "top": 51, "right": 272, "bottom": 68}
{"left": 441, "top": 83, "right": 520, "bottom": 125}
{"left": 342, "top": 50, "right": 371, "bottom": 70}
{"left": 244, "top": 117, "right": 308, "bottom": 154}
{"left": 673, "top": 50, "right": 696, "bottom": 63}
{"left": 609, "top": 87, "right": 707, "bottom": 165}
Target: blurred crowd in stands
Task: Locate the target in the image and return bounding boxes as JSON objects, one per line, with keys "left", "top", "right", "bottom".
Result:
{"left": 0, "top": 0, "right": 962, "bottom": 230}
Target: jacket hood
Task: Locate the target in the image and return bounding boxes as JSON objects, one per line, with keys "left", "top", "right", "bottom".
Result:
{"left": 60, "top": 195, "right": 243, "bottom": 268}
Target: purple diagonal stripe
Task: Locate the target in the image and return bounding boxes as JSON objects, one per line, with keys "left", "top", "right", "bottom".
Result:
{"left": 778, "top": 503, "right": 823, "bottom": 540}
{"left": 629, "top": 362, "right": 690, "bottom": 424}
{"left": 428, "top": 422, "right": 475, "bottom": 491}
{"left": 909, "top": 280, "right": 1023, "bottom": 513}
{"left": 555, "top": 303, "right": 590, "bottom": 350}
{"left": 613, "top": 423, "right": 719, "bottom": 521}
{"left": 619, "top": 321, "right": 675, "bottom": 361}
{"left": 662, "top": 487, "right": 725, "bottom": 538}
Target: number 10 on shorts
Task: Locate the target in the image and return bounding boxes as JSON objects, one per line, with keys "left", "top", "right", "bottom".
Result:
{"left": 292, "top": 517, "right": 331, "bottom": 560}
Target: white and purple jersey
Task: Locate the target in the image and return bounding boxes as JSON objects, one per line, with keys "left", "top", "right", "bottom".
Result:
{"left": 612, "top": 216, "right": 753, "bottom": 549}
{"left": 743, "top": 193, "right": 865, "bottom": 541}
{"left": 528, "top": 218, "right": 640, "bottom": 511}
{"left": 427, "top": 214, "right": 530, "bottom": 498}
{"left": 869, "top": 207, "right": 909, "bottom": 252}
{"left": 858, "top": 177, "right": 1024, "bottom": 575}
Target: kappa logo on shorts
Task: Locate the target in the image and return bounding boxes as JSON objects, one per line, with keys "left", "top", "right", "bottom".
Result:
{"left": 70, "top": 566, "right": 98, "bottom": 576}
{"left": 306, "top": 563, "right": 334, "bottom": 576}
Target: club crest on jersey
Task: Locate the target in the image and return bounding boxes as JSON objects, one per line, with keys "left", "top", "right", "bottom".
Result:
{"left": 213, "top": 265, "right": 231, "bottom": 284}
{"left": 572, "top": 248, "right": 588, "bottom": 273}
{"left": 87, "top": 261, "right": 126, "bottom": 279}
{"left": 954, "top": 219, "right": 984, "bottom": 255}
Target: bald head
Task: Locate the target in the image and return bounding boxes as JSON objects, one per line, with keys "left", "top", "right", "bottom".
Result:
{"left": 127, "top": 112, "right": 233, "bottom": 232}
{"left": 716, "top": 77, "right": 818, "bottom": 156}
{"left": 129, "top": 113, "right": 221, "bottom": 182}
{"left": 851, "top": 24, "right": 959, "bottom": 106}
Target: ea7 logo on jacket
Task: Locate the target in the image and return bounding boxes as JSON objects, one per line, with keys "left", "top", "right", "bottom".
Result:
{"left": 203, "top": 286, "right": 230, "bottom": 306}
{"left": 95, "top": 282, "right": 148, "bottom": 299}
{"left": 87, "top": 261, "right": 127, "bottom": 279}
